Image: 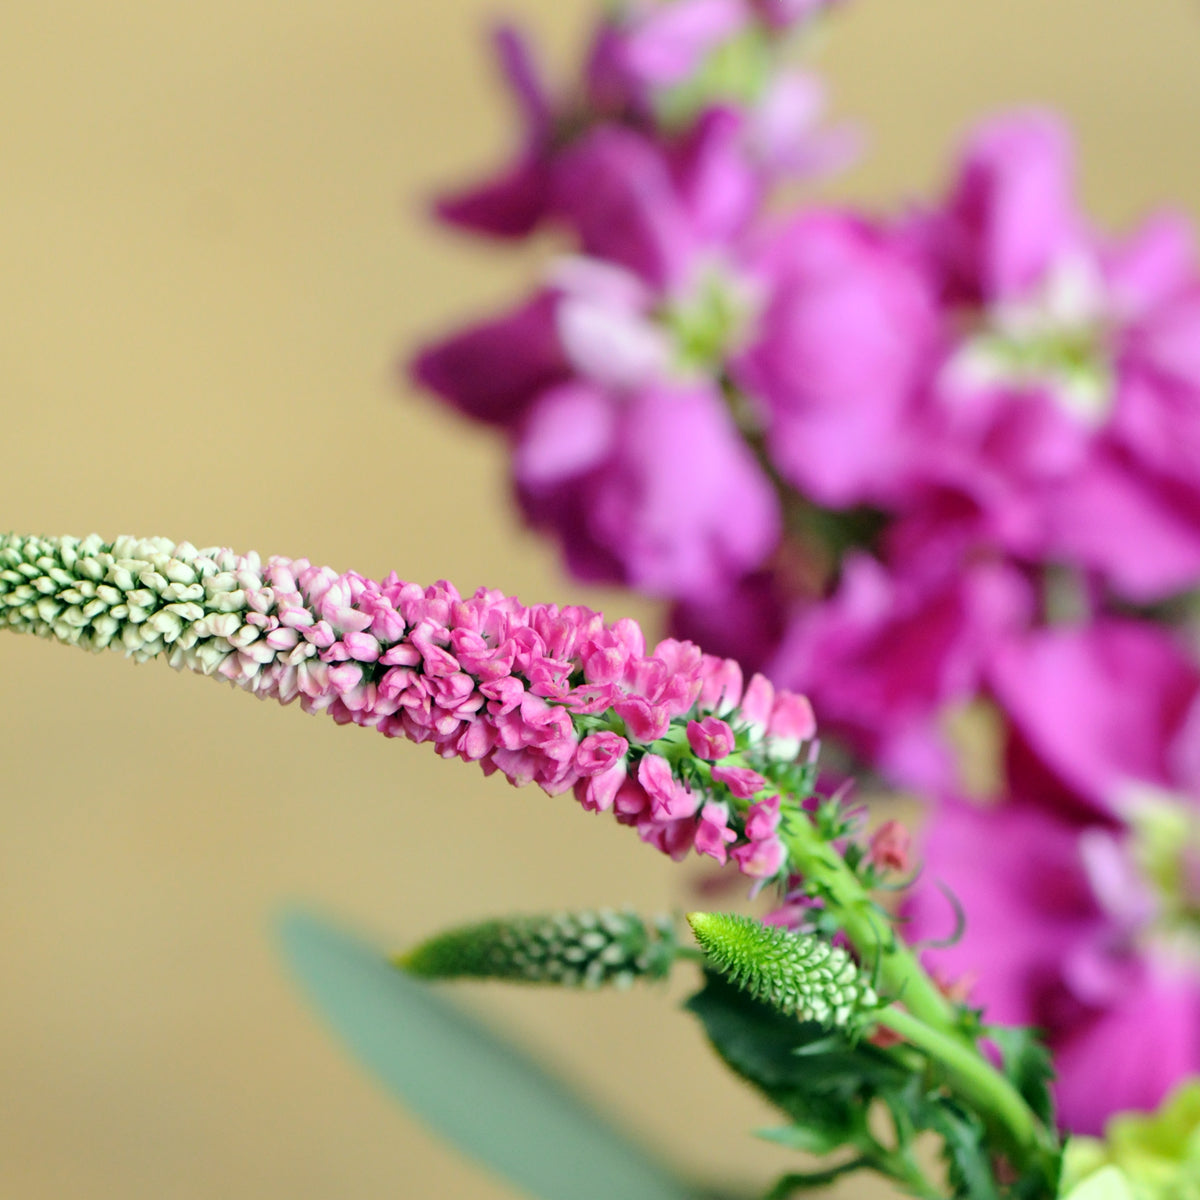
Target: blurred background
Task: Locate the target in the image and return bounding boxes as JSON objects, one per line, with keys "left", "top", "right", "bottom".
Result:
{"left": 1, "top": 3, "right": 1198, "bottom": 1197}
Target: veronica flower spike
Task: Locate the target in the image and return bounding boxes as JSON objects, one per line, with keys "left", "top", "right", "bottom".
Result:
{"left": 0, "top": 531, "right": 820, "bottom": 865}
{"left": 1, "top": 532, "right": 958, "bottom": 1029}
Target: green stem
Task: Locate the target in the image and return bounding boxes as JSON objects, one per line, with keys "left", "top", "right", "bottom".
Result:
{"left": 781, "top": 822, "right": 1057, "bottom": 1178}
{"left": 875, "top": 1005, "right": 1044, "bottom": 1159}
{"left": 780, "top": 818, "right": 956, "bottom": 1035}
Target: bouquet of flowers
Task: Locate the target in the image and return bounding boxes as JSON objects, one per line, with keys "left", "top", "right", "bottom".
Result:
{"left": 6, "top": 3, "right": 1200, "bottom": 1198}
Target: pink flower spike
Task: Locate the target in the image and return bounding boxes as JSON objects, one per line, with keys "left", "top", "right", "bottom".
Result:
{"left": 1, "top": 533, "right": 826, "bottom": 880}
{"left": 687, "top": 716, "right": 735, "bottom": 761}
{"left": 711, "top": 764, "right": 769, "bottom": 799}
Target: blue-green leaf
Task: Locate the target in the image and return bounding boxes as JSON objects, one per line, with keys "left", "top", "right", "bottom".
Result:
{"left": 276, "top": 909, "right": 696, "bottom": 1200}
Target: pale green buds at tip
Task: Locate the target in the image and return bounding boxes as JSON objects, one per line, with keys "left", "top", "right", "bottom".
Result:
{"left": 687, "top": 911, "right": 878, "bottom": 1031}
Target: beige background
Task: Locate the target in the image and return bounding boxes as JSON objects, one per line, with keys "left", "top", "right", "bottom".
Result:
{"left": 1, "top": 3, "right": 1197, "bottom": 1197}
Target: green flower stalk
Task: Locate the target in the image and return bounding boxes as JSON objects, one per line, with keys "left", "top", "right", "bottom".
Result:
{"left": 687, "top": 911, "right": 878, "bottom": 1031}
{"left": 399, "top": 909, "right": 679, "bottom": 990}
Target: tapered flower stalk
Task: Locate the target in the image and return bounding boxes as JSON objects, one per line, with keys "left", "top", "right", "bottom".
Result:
{"left": 0, "top": 532, "right": 818, "bottom": 875}
{"left": 400, "top": 909, "right": 678, "bottom": 989}
{"left": 688, "top": 911, "right": 878, "bottom": 1030}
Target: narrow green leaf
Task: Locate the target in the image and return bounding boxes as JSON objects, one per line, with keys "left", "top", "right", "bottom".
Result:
{"left": 277, "top": 909, "right": 695, "bottom": 1200}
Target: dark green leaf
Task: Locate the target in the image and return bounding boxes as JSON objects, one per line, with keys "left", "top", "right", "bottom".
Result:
{"left": 755, "top": 1124, "right": 852, "bottom": 1157}
{"left": 277, "top": 909, "right": 695, "bottom": 1200}
{"left": 684, "top": 972, "right": 909, "bottom": 1154}
{"left": 761, "top": 1160, "right": 872, "bottom": 1198}
{"left": 917, "top": 1096, "right": 1001, "bottom": 1200}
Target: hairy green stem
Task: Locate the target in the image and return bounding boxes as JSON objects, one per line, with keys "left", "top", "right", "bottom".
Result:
{"left": 780, "top": 819, "right": 955, "bottom": 1033}
{"left": 781, "top": 823, "right": 1057, "bottom": 1181}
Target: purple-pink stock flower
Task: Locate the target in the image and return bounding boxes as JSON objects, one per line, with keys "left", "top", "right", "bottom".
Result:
{"left": 435, "top": 26, "right": 558, "bottom": 239}
{"left": 410, "top": 292, "right": 568, "bottom": 426}
{"left": 768, "top": 553, "right": 1032, "bottom": 792}
{"left": 989, "top": 619, "right": 1200, "bottom": 819}
{"left": 515, "top": 379, "right": 780, "bottom": 597}
{"left": 433, "top": 5, "right": 854, "bottom": 245}
{"left": 911, "top": 110, "right": 1200, "bottom": 601}
{"left": 732, "top": 211, "right": 940, "bottom": 507}
{"left": 753, "top": 0, "right": 848, "bottom": 28}
{"left": 550, "top": 123, "right": 749, "bottom": 287}
{"left": 908, "top": 785, "right": 1200, "bottom": 1135}
{"left": 417, "top": 124, "right": 783, "bottom": 601}
{"left": 610, "top": 0, "right": 749, "bottom": 92}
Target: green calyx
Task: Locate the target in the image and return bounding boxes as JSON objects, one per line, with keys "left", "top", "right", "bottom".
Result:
{"left": 398, "top": 909, "right": 679, "bottom": 990}
{"left": 687, "top": 911, "right": 878, "bottom": 1031}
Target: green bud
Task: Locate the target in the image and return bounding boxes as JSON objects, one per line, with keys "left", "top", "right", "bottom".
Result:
{"left": 397, "top": 909, "right": 678, "bottom": 990}
{"left": 687, "top": 911, "right": 878, "bottom": 1031}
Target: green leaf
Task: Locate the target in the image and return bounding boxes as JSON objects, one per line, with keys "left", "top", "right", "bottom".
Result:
{"left": 761, "top": 1160, "right": 873, "bottom": 1198}
{"left": 917, "top": 1095, "right": 1001, "bottom": 1200}
{"left": 755, "top": 1124, "right": 852, "bottom": 1157}
{"left": 277, "top": 909, "right": 696, "bottom": 1200}
{"left": 684, "top": 972, "right": 906, "bottom": 1153}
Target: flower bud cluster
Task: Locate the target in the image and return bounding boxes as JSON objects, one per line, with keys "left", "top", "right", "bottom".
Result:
{"left": 399, "top": 908, "right": 677, "bottom": 990}
{"left": 0, "top": 532, "right": 818, "bottom": 877}
{"left": 688, "top": 910, "right": 878, "bottom": 1030}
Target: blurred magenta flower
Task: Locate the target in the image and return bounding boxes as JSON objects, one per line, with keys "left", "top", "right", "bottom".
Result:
{"left": 515, "top": 378, "right": 781, "bottom": 597}
{"left": 768, "top": 552, "right": 1032, "bottom": 791}
{"left": 989, "top": 619, "right": 1200, "bottom": 819}
{"left": 417, "top": 109, "right": 784, "bottom": 600}
{"left": 435, "top": 25, "right": 557, "bottom": 238}
{"left": 434, "top": 6, "right": 853, "bottom": 245}
{"left": 410, "top": 0, "right": 1200, "bottom": 1143}
{"left": 732, "top": 211, "right": 940, "bottom": 507}
{"left": 909, "top": 785, "right": 1200, "bottom": 1135}
{"left": 911, "top": 110, "right": 1200, "bottom": 601}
